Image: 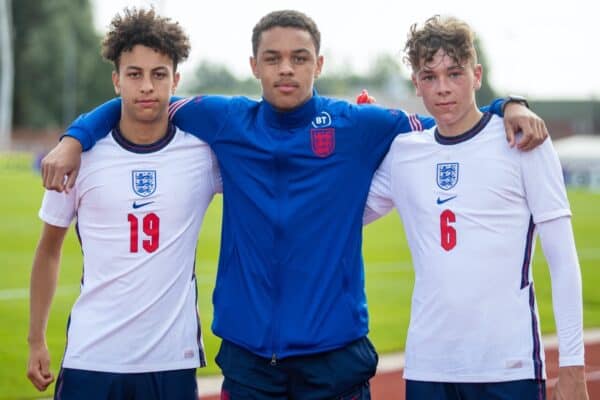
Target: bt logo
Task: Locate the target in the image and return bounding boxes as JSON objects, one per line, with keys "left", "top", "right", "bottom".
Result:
{"left": 312, "top": 111, "right": 332, "bottom": 128}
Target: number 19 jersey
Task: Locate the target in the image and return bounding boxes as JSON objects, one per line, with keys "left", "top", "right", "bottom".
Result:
{"left": 39, "top": 125, "right": 220, "bottom": 373}
{"left": 367, "top": 114, "right": 571, "bottom": 382}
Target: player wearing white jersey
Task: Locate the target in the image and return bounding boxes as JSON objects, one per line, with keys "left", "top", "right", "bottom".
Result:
{"left": 368, "top": 116, "right": 582, "bottom": 381}
{"left": 365, "top": 16, "right": 587, "bottom": 400}
{"left": 26, "top": 9, "right": 220, "bottom": 399}
{"left": 38, "top": 125, "right": 219, "bottom": 373}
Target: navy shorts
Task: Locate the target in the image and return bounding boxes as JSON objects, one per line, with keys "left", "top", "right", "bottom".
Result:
{"left": 406, "top": 379, "right": 546, "bottom": 400}
{"left": 216, "top": 336, "right": 378, "bottom": 399}
{"left": 54, "top": 367, "right": 197, "bottom": 400}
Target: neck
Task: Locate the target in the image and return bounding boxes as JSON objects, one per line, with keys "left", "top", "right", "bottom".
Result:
{"left": 436, "top": 107, "right": 483, "bottom": 137}
{"left": 118, "top": 114, "right": 169, "bottom": 145}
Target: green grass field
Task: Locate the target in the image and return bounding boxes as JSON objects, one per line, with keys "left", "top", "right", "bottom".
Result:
{"left": 1, "top": 155, "right": 599, "bottom": 399}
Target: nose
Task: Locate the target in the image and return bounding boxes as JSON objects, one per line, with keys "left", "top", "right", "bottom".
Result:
{"left": 436, "top": 76, "right": 451, "bottom": 95}
{"left": 140, "top": 74, "right": 154, "bottom": 93}
{"left": 278, "top": 58, "right": 294, "bottom": 76}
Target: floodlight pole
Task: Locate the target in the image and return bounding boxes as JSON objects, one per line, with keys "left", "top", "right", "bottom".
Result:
{"left": 0, "top": 0, "right": 14, "bottom": 151}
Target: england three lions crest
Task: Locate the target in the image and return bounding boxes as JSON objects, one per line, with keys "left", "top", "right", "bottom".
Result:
{"left": 132, "top": 170, "right": 157, "bottom": 197}
{"left": 437, "top": 163, "right": 459, "bottom": 190}
{"left": 311, "top": 128, "right": 335, "bottom": 157}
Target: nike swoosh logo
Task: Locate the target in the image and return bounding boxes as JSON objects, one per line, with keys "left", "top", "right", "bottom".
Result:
{"left": 436, "top": 195, "right": 457, "bottom": 205}
{"left": 132, "top": 200, "right": 154, "bottom": 209}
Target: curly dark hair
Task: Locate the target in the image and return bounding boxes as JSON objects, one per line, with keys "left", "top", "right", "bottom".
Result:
{"left": 404, "top": 15, "right": 477, "bottom": 73}
{"left": 251, "top": 10, "right": 321, "bottom": 56}
{"left": 102, "top": 7, "right": 190, "bottom": 71}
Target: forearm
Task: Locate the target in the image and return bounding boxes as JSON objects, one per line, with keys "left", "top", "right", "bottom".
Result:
{"left": 65, "top": 98, "right": 122, "bottom": 151}
{"left": 28, "top": 227, "right": 66, "bottom": 345}
{"left": 538, "top": 217, "right": 584, "bottom": 366}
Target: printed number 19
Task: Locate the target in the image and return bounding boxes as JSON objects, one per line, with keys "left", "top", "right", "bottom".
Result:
{"left": 440, "top": 209, "right": 456, "bottom": 251}
{"left": 128, "top": 213, "right": 160, "bottom": 253}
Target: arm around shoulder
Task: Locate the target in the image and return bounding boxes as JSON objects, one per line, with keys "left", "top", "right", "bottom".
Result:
{"left": 170, "top": 95, "right": 233, "bottom": 144}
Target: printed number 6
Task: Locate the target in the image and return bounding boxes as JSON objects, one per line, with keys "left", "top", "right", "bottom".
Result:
{"left": 440, "top": 209, "right": 456, "bottom": 251}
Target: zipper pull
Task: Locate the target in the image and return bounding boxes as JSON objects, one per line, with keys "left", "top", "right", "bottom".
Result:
{"left": 270, "top": 353, "right": 277, "bottom": 366}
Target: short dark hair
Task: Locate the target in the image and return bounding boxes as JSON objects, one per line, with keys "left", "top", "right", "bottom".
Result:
{"left": 102, "top": 7, "right": 190, "bottom": 71}
{"left": 404, "top": 15, "right": 477, "bottom": 73}
{"left": 251, "top": 10, "right": 321, "bottom": 56}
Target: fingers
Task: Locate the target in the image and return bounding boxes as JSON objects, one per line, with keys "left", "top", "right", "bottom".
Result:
{"left": 40, "top": 138, "right": 83, "bottom": 192}
{"left": 517, "top": 117, "right": 545, "bottom": 151}
{"left": 65, "top": 168, "right": 80, "bottom": 193}
{"left": 517, "top": 123, "right": 534, "bottom": 150}
{"left": 41, "top": 156, "right": 65, "bottom": 192}
{"left": 503, "top": 120, "right": 516, "bottom": 147}
{"left": 356, "top": 89, "right": 376, "bottom": 104}
{"left": 356, "top": 89, "right": 370, "bottom": 104}
{"left": 27, "top": 359, "right": 54, "bottom": 391}
{"left": 538, "top": 118, "right": 549, "bottom": 140}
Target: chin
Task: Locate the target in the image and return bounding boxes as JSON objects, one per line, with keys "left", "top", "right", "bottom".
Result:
{"left": 134, "top": 113, "right": 161, "bottom": 123}
{"left": 273, "top": 99, "right": 302, "bottom": 112}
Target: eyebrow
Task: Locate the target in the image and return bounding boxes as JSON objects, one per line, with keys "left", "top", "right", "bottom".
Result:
{"left": 261, "top": 48, "right": 312, "bottom": 55}
{"left": 419, "top": 64, "right": 465, "bottom": 74}
{"left": 124, "top": 66, "right": 169, "bottom": 72}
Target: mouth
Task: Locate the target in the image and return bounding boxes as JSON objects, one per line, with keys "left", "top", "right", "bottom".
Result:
{"left": 436, "top": 101, "right": 456, "bottom": 108}
{"left": 275, "top": 81, "right": 299, "bottom": 94}
{"left": 135, "top": 99, "right": 159, "bottom": 107}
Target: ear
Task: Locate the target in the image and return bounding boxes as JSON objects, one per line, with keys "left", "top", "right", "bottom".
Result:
{"left": 249, "top": 56, "right": 259, "bottom": 79}
{"left": 314, "top": 55, "right": 324, "bottom": 79}
{"left": 411, "top": 74, "right": 422, "bottom": 97}
{"left": 112, "top": 70, "right": 120, "bottom": 95}
{"left": 473, "top": 64, "right": 483, "bottom": 90}
{"left": 172, "top": 71, "right": 181, "bottom": 94}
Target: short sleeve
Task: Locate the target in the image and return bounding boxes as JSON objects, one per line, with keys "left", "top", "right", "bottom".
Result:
{"left": 366, "top": 149, "right": 395, "bottom": 217}
{"left": 38, "top": 189, "right": 77, "bottom": 228}
{"left": 520, "top": 137, "right": 571, "bottom": 223}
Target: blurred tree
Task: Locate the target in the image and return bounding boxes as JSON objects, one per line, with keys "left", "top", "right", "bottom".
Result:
{"left": 11, "top": 0, "right": 114, "bottom": 130}
{"left": 185, "top": 61, "right": 260, "bottom": 96}
{"left": 474, "top": 37, "right": 497, "bottom": 105}
{"left": 185, "top": 53, "right": 413, "bottom": 100}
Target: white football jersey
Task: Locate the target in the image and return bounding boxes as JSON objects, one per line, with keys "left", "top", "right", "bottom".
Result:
{"left": 367, "top": 114, "right": 571, "bottom": 382}
{"left": 39, "top": 125, "right": 220, "bottom": 373}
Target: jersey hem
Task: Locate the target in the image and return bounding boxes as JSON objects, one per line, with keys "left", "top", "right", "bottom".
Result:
{"left": 62, "top": 359, "right": 202, "bottom": 373}
{"left": 403, "top": 368, "right": 548, "bottom": 383}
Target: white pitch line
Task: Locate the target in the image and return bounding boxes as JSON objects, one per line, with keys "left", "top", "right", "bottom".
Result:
{"left": 0, "top": 285, "right": 79, "bottom": 300}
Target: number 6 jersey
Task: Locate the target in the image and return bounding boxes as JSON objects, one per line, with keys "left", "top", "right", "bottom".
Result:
{"left": 366, "top": 113, "right": 583, "bottom": 382}
{"left": 39, "top": 124, "right": 220, "bottom": 373}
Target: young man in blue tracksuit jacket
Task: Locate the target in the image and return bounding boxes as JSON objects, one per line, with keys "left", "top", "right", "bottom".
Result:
{"left": 42, "top": 10, "right": 546, "bottom": 399}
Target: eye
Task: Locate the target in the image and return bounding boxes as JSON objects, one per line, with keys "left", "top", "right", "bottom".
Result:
{"left": 154, "top": 71, "right": 167, "bottom": 79}
{"left": 264, "top": 56, "right": 279, "bottom": 64}
{"left": 127, "top": 71, "right": 141, "bottom": 79}
{"left": 293, "top": 56, "right": 307, "bottom": 64}
{"left": 421, "top": 75, "right": 435, "bottom": 82}
{"left": 449, "top": 71, "right": 462, "bottom": 79}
